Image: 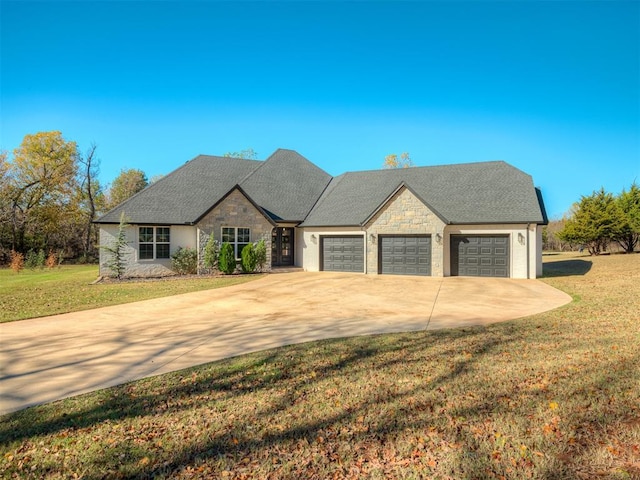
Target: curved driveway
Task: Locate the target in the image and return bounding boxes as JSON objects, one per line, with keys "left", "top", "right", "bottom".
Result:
{"left": 0, "top": 272, "right": 571, "bottom": 414}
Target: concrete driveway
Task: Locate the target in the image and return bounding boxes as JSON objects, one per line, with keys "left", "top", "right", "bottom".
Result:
{"left": 0, "top": 272, "right": 571, "bottom": 414}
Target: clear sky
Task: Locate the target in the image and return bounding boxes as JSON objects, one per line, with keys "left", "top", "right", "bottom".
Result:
{"left": 1, "top": 0, "right": 638, "bottom": 219}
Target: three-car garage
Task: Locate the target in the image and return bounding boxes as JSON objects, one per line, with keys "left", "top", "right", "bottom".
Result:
{"left": 319, "top": 233, "right": 512, "bottom": 278}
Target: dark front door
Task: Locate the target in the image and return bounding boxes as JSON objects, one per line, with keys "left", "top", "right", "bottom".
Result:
{"left": 272, "top": 228, "right": 294, "bottom": 266}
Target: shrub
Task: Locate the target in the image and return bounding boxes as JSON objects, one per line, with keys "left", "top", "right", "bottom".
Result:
{"left": 25, "top": 250, "right": 38, "bottom": 269}
{"left": 171, "top": 247, "right": 197, "bottom": 274}
{"left": 45, "top": 251, "right": 57, "bottom": 269}
{"left": 254, "top": 239, "right": 267, "bottom": 272}
{"left": 203, "top": 234, "right": 219, "bottom": 271}
{"left": 218, "top": 242, "right": 236, "bottom": 274}
{"left": 10, "top": 250, "right": 24, "bottom": 273}
{"left": 240, "top": 243, "right": 257, "bottom": 273}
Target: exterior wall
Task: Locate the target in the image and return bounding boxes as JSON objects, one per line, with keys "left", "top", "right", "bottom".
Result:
{"left": 443, "top": 224, "right": 537, "bottom": 279}
{"left": 98, "top": 224, "right": 196, "bottom": 278}
{"left": 535, "top": 224, "right": 543, "bottom": 277}
{"left": 300, "top": 227, "right": 365, "bottom": 272}
{"left": 364, "top": 187, "right": 447, "bottom": 276}
{"left": 196, "top": 189, "right": 274, "bottom": 272}
{"left": 294, "top": 226, "right": 304, "bottom": 268}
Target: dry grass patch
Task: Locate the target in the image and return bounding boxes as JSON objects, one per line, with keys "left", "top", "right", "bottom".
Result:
{"left": 1, "top": 254, "right": 638, "bottom": 479}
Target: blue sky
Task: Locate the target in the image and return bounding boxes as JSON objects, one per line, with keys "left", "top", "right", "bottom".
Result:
{"left": 1, "top": 0, "right": 638, "bottom": 219}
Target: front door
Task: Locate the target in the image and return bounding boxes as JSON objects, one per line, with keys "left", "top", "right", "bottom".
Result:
{"left": 272, "top": 227, "right": 294, "bottom": 266}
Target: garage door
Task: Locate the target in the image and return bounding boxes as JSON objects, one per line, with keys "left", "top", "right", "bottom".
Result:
{"left": 451, "top": 235, "right": 510, "bottom": 277}
{"left": 321, "top": 236, "right": 364, "bottom": 272}
{"left": 379, "top": 236, "right": 431, "bottom": 276}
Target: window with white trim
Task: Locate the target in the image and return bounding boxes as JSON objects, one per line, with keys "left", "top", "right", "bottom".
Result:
{"left": 222, "top": 227, "right": 250, "bottom": 259}
{"left": 139, "top": 227, "right": 170, "bottom": 260}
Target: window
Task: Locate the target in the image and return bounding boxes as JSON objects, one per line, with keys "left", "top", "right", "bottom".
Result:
{"left": 139, "top": 227, "right": 170, "bottom": 260}
{"left": 222, "top": 227, "right": 250, "bottom": 259}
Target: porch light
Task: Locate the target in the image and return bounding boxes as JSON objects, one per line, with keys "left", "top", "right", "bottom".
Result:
{"left": 310, "top": 234, "right": 317, "bottom": 242}
{"left": 518, "top": 232, "right": 526, "bottom": 245}
{"left": 369, "top": 233, "right": 376, "bottom": 243}
{"left": 435, "top": 233, "right": 442, "bottom": 244}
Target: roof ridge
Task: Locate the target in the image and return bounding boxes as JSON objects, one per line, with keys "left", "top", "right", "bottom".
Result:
{"left": 340, "top": 159, "right": 509, "bottom": 176}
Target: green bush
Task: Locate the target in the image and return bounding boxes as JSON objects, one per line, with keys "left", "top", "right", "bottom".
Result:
{"left": 25, "top": 249, "right": 46, "bottom": 270}
{"left": 171, "top": 247, "right": 197, "bottom": 274}
{"left": 240, "top": 243, "right": 257, "bottom": 273}
{"left": 218, "top": 242, "right": 236, "bottom": 274}
{"left": 203, "top": 234, "right": 218, "bottom": 270}
{"left": 254, "top": 239, "right": 267, "bottom": 272}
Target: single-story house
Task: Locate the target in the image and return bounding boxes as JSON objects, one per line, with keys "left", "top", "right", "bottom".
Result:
{"left": 95, "top": 149, "right": 548, "bottom": 279}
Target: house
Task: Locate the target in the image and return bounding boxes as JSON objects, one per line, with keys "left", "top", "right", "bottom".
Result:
{"left": 95, "top": 149, "right": 548, "bottom": 279}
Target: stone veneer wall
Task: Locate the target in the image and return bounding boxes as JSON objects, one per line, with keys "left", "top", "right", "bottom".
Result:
{"left": 365, "top": 187, "right": 446, "bottom": 276}
{"left": 195, "top": 189, "right": 274, "bottom": 273}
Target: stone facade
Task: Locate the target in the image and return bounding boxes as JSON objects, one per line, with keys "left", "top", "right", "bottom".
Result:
{"left": 364, "top": 187, "right": 446, "bottom": 276}
{"left": 196, "top": 188, "right": 274, "bottom": 272}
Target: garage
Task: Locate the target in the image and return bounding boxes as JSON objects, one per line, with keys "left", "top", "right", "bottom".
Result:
{"left": 379, "top": 235, "right": 431, "bottom": 276}
{"left": 451, "top": 235, "right": 510, "bottom": 277}
{"left": 321, "top": 236, "right": 365, "bottom": 272}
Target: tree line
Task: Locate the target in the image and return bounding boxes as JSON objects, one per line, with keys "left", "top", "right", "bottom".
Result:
{"left": 547, "top": 185, "right": 640, "bottom": 255}
{"left": 0, "top": 131, "right": 149, "bottom": 264}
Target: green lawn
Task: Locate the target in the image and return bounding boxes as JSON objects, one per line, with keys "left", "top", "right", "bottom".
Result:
{"left": 0, "top": 266, "right": 262, "bottom": 322}
{"left": 1, "top": 254, "right": 638, "bottom": 479}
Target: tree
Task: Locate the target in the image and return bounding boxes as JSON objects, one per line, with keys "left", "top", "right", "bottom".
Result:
{"left": 77, "top": 143, "right": 103, "bottom": 260}
{"left": 107, "top": 168, "right": 148, "bottom": 209}
{"left": 614, "top": 183, "right": 640, "bottom": 253}
{"left": 101, "top": 212, "right": 129, "bottom": 279}
{"left": 223, "top": 148, "right": 258, "bottom": 160}
{"left": 7, "top": 131, "right": 78, "bottom": 252}
{"left": 558, "top": 189, "right": 621, "bottom": 255}
{"left": 382, "top": 152, "right": 413, "bottom": 169}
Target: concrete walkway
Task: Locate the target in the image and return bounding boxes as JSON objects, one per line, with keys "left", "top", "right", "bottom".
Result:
{"left": 0, "top": 272, "right": 571, "bottom": 414}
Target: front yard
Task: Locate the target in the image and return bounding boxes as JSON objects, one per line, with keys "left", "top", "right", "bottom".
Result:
{"left": 0, "top": 266, "right": 262, "bottom": 322}
{"left": 1, "top": 253, "right": 638, "bottom": 478}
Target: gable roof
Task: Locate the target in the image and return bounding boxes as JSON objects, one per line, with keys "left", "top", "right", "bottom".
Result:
{"left": 301, "top": 161, "right": 546, "bottom": 226}
{"left": 239, "top": 149, "right": 332, "bottom": 222}
{"left": 96, "top": 155, "right": 260, "bottom": 224}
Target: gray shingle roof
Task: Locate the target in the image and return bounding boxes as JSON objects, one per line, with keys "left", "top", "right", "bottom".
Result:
{"left": 240, "top": 149, "right": 332, "bottom": 221}
{"left": 96, "top": 155, "right": 260, "bottom": 224}
{"left": 301, "top": 161, "right": 545, "bottom": 226}
{"left": 96, "top": 153, "right": 546, "bottom": 227}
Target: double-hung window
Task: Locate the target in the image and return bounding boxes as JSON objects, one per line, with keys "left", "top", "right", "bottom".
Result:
{"left": 222, "top": 227, "right": 250, "bottom": 259}
{"left": 139, "top": 227, "right": 170, "bottom": 260}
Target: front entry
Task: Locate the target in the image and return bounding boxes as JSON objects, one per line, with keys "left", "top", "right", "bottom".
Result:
{"left": 272, "top": 227, "right": 294, "bottom": 266}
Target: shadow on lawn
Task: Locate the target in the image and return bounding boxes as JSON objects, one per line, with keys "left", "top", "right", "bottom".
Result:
{"left": 2, "top": 317, "right": 638, "bottom": 479}
{"left": 542, "top": 259, "right": 592, "bottom": 277}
